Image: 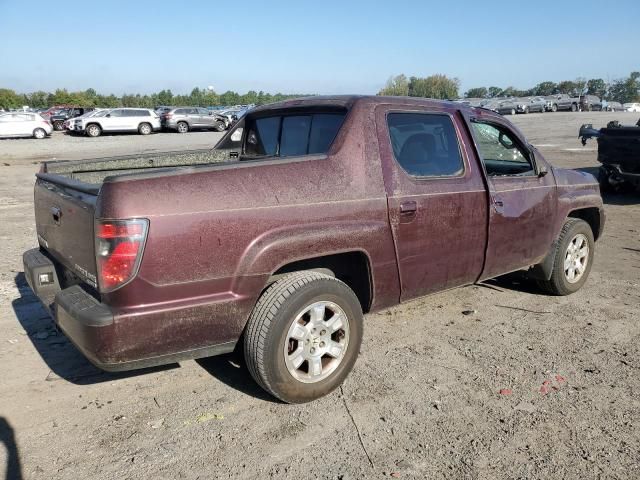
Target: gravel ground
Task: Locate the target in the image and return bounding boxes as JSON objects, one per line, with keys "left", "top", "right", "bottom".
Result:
{"left": 1, "top": 112, "right": 639, "bottom": 480}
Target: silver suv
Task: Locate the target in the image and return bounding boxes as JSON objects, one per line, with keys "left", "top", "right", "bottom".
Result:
{"left": 161, "top": 107, "right": 228, "bottom": 133}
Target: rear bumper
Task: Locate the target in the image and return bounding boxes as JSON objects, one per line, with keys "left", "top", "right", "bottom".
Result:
{"left": 23, "top": 248, "right": 236, "bottom": 371}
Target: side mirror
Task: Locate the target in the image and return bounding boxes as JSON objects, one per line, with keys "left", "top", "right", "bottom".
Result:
{"left": 538, "top": 164, "right": 548, "bottom": 177}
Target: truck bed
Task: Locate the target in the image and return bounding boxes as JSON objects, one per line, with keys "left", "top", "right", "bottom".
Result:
{"left": 41, "top": 148, "right": 229, "bottom": 185}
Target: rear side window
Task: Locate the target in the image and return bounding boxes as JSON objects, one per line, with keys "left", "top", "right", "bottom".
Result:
{"left": 244, "top": 112, "right": 346, "bottom": 158}
{"left": 387, "top": 113, "right": 464, "bottom": 177}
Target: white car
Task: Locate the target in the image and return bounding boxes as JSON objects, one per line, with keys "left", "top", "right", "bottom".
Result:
{"left": 623, "top": 103, "right": 640, "bottom": 113}
{"left": 0, "top": 112, "right": 53, "bottom": 139}
{"left": 64, "top": 109, "right": 104, "bottom": 131}
{"left": 75, "top": 108, "right": 161, "bottom": 137}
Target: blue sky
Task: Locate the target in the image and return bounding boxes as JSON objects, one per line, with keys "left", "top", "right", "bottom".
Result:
{"left": 1, "top": 0, "right": 638, "bottom": 95}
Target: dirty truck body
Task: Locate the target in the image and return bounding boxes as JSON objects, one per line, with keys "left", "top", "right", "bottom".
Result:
{"left": 24, "top": 96, "right": 604, "bottom": 403}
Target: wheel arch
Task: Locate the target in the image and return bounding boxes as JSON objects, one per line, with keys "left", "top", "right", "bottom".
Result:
{"left": 267, "top": 251, "right": 373, "bottom": 314}
{"left": 567, "top": 207, "right": 602, "bottom": 241}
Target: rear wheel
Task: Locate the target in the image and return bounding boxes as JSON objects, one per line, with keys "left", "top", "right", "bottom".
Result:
{"left": 177, "top": 121, "right": 189, "bottom": 133}
{"left": 138, "top": 123, "right": 152, "bottom": 135}
{"left": 244, "top": 271, "right": 363, "bottom": 403}
{"left": 537, "top": 218, "right": 594, "bottom": 295}
{"left": 33, "top": 128, "right": 46, "bottom": 139}
{"left": 86, "top": 124, "right": 101, "bottom": 137}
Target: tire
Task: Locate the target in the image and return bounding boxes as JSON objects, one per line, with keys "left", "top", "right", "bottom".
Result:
{"left": 86, "top": 124, "right": 101, "bottom": 137}
{"left": 177, "top": 121, "right": 189, "bottom": 134}
{"left": 510, "top": 108, "right": 516, "bottom": 116}
{"left": 551, "top": 104, "right": 558, "bottom": 112}
{"left": 571, "top": 103, "right": 578, "bottom": 112}
{"left": 244, "top": 271, "right": 363, "bottom": 403}
{"left": 214, "top": 120, "right": 226, "bottom": 132}
{"left": 537, "top": 219, "right": 594, "bottom": 296}
{"left": 138, "top": 123, "right": 152, "bottom": 135}
{"left": 33, "top": 128, "right": 46, "bottom": 139}
{"left": 53, "top": 121, "right": 64, "bottom": 131}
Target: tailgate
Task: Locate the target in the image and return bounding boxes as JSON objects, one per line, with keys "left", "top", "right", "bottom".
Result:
{"left": 34, "top": 177, "right": 98, "bottom": 288}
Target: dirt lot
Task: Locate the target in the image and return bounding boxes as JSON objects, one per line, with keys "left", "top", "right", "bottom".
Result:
{"left": 1, "top": 112, "right": 639, "bottom": 480}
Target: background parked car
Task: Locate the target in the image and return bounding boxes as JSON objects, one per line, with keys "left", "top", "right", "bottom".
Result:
{"left": 76, "top": 108, "right": 160, "bottom": 137}
{"left": 483, "top": 99, "right": 517, "bottom": 115}
{"left": 604, "top": 101, "right": 624, "bottom": 112}
{"left": 50, "top": 107, "right": 95, "bottom": 131}
{"left": 624, "top": 103, "right": 640, "bottom": 112}
{"left": 545, "top": 94, "right": 580, "bottom": 112}
{"left": 515, "top": 97, "right": 546, "bottom": 114}
{"left": 64, "top": 109, "right": 104, "bottom": 132}
{"left": 0, "top": 112, "right": 52, "bottom": 139}
{"left": 161, "top": 107, "right": 227, "bottom": 133}
{"left": 579, "top": 95, "right": 602, "bottom": 111}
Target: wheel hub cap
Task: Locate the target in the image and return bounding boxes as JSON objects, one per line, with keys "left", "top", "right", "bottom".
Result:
{"left": 564, "top": 233, "right": 589, "bottom": 283}
{"left": 284, "top": 301, "right": 349, "bottom": 383}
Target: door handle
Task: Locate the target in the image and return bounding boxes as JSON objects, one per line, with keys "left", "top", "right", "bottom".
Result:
{"left": 492, "top": 197, "right": 504, "bottom": 212}
{"left": 400, "top": 201, "right": 417, "bottom": 214}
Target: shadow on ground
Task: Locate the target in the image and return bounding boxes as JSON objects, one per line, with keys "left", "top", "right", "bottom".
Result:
{"left": 0, "top": 417, "right": 22, "bottom": 480}
{"left": 11, "top": 273, "right": 175, "bottom": 385}
{"left": 196, "top": 347, "right": 280, "bottom": 403}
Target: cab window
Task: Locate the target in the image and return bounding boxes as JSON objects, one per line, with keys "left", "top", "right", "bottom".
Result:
{"left": 387, "top": 112, "right": 464, "bottom": 177}
{"left": 470, "top": 121, "right": 535, "bottom": 176}
{"left": 243, "top": 112, "right": 346, "bottom": 158}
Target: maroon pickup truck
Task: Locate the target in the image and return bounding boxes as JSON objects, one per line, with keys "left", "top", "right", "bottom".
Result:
{"left": 23, "top": 96, "right": 604, "bottom": 403}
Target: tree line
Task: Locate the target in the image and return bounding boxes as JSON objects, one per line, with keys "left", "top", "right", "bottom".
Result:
{"left": 2, "top": 71, "right": 638, "bottom": 110}
{"left": 378, "top": 71, "right": 640, "bottom": 104}
{"left": 0, "top": 87, "right": 307, "bottom": 110}
{"left": 463, "top": 72, "right": 640, "bottom": 103}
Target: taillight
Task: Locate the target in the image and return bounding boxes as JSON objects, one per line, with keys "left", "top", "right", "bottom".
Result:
{"left": 95, "top": 219, "right": 148, "bottom": 292}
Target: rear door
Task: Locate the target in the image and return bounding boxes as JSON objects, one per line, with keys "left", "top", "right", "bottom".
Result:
{"left": 376, "top": 104, "right": 489, "bottom": 301}
{"left": 466, "top": 115, "right": 557, "bottom": 280}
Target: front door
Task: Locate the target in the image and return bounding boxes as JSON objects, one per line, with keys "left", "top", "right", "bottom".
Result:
{"left": 376, "top": 105, "right": 489, "bottom": 302}
{"left": 467, "top": 117, "right": 557, "bottom": 280}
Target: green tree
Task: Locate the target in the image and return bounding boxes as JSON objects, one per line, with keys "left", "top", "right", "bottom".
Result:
{"left": 608, "top": 72, "right": 640, "bottom": 103}
{"left": 532, "top": 81, "right": 557, "bottom": 96}
{"left": 157, "top": 89, "right": 173, "bottom": 106}
{"left": 586, "top": 78, "right": 606, "bottom": 98}
{"left": 464, "top": 87, "right": 488, "bottom": 98}
{"left": 0, "top": 88, "right": 21, "bottom": 109}
{"left": 378, "top": 74, "right": 410, "bottom": 96}
{"left": 408, "top": 74, "right": 459, "bottom": 99}
{"left": 487, "top": 86, "right": 502, "bottom": 98}
{"left": 556, "top": 80, "right": 579, "bottom": 95}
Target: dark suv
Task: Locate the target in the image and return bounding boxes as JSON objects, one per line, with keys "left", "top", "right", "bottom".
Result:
{"left": 579, "top": 95, "right": 602, "bottom": 112}
{"left": 161, "top": 107, "right": 228, "bottom": 133}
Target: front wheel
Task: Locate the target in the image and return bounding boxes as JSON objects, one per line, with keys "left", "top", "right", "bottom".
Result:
{"left": 551, "top": 104, "right": 558, "bottom": 112}
{"left": 138, "top": 123, "right": 152, "bottom": 135}
{"left": 86, "top": 124, "right": 101, "bottom": 137}
{"left": 571, "top": 103, "right": 578, "bottom": 112}
{"left": 214, "top": 120, "right": 226, "bottom": 132}
{"left": 53, "top": 121, "right": 64, "bottom": 131}
{"left": 537, "top": 218, "right": 594, "bottom": 295}
{"left": 244, "top": 271, "right": 363, "bottom": 403}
